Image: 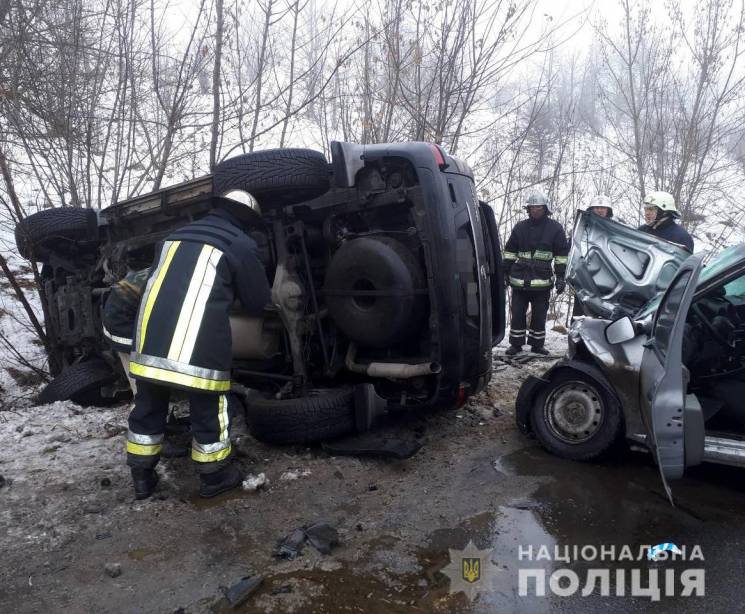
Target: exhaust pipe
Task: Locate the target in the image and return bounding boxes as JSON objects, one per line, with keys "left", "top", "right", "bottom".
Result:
{"left": 345, "top": 344, "right": 441, "bottom": 379}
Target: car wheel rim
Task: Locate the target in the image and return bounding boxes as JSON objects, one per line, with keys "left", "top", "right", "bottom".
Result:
{"left": 544, "top": 380, "right": 603, "bottom": 444}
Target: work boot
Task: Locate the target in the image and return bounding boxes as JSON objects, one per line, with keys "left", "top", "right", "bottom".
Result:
{"left": 131, "top": 468, "right": 159, "bottom": 500}
{"left": 505, "top": 345, "right": 522, "bottom": 356}
{"left": 199, "top": 463, "right": 242, "bottom": 498}
{"left": 530, "top": 346, "right": 550, "bottom": 356}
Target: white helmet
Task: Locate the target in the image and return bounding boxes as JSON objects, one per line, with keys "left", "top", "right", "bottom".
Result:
{"left": 587, "top": 194, "right": 613, "bottom": 218}
{"left": 525, "top": 190, "right": 551, "bottom": 214}
{"left": 222, "top": 189, "right": 259, "bottom": 210}
{"left": 218, "top": 189, "right": 262, "bottom": 227}
{"left": 643, "top": 191, "right": 679, "bottom": 218}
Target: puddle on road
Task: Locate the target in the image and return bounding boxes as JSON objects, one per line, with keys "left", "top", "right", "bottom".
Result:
{"left": 493, "top": 445, "right": 745, "bottom": 610}
{"left": 209, "top": 444, "right": 745, "bottom": 612}
{"left": 213, "top": 507, "right": 556, "bottom": 613}
{"left": 415, "top": 447, "right": 745, "bottom": 611}
{"left": 500, "top": 445, "right": 745, "bottom": 544}
{"left": 415, "top": 506, "right": 556, "bottom": 613}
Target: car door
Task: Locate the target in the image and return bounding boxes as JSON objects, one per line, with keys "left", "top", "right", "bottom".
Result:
{"left": 639, "top": 255, "right": 704, "bottom": 500}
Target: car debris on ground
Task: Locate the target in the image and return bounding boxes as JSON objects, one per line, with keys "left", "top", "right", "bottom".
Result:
{"left": 224, "top": 575, "right": 264, "bottom": 609}
{"left": 321, "top": 433, "right": 422, "bottom": 459}
{"left": 104, "top": 563, "right": 122, "bottom": 578}
{"left": 273, "top": 522, "right": 340, "bottom": 559}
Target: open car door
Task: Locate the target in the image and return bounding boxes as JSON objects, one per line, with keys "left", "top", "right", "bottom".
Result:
{"left": 639, "top": 255, "right": 704, "bottom": 501}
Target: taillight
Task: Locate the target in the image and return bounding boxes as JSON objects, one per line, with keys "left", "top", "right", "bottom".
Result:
{"left": 429, "top": 143, "right": 447, "bottom": 169}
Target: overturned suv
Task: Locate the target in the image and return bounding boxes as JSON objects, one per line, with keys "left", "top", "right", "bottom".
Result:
{"left": 16, "top": 142, "right": 505, "bottom": 444}
{"left": 517, "top": 211, "right": 745, "bottom": 495}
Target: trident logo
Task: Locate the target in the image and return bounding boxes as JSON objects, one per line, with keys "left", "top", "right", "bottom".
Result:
{"left": 462, "top": 557, "right": 481, "bottom": 583}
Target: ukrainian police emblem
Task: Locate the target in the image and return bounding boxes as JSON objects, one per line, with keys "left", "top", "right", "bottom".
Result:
{"left": 441, "top": 540, "right": 500, "bottom": 601}
{"left": 463, "top": 557, "right": 481, "bottom": 583}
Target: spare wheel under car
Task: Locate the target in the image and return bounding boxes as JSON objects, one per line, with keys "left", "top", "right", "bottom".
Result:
{"left": 323, "top": 236, "right": 426, "bottom": 348}
{"left": 212, "top": 148, "right": 330, "bottom": 210}
{"left": 243, "top": 388, "right": 355, "bottom": 445}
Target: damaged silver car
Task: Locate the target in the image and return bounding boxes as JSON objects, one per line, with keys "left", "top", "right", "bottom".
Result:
{"left": 517, "top": 210, "right": 745, "bottom": 495}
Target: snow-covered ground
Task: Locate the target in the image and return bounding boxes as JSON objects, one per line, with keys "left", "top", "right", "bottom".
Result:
{"left": 0, "top": 294, "right": 568, "bottom": 611}
{"left": 0, "top": 302, "right": 569, "bottom": 540}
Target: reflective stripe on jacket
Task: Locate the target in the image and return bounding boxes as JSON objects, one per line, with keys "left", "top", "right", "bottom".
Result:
{"left": 130, "top": 210, "right": 271, "bottom": 393}
{"left": 503, "top": 216, "right": 569, "bottom": 291}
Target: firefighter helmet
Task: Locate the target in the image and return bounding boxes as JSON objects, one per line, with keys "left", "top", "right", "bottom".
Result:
{"left": 525, "top": 190, "right": 551, "bottom": 214}
{"left": 218, "top": 190, "right": 263, "bottom": 228}
{"left": 587, "top": 194, "right": 614, "bottom": 218}
{"left": 643, "top": 191, "right": 679, "bottom": 218}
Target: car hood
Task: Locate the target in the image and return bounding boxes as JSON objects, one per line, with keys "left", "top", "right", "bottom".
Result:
{"left": 567, "top": 211, "right": 691, "bottom": 319}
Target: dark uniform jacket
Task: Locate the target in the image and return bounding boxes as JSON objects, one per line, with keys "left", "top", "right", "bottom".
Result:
{"left": 503, "top": 216, "right": 569, "bottom": 290}
{"left": 129, "top": 209, "right": 271, "bottom": 393}
{"left": 639, "top": 216, "right": 694, "bottom": 253}
{"left": 102, "top": 267, "right": 151, "bottom": 353}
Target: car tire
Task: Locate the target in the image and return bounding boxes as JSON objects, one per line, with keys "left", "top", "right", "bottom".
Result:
{"left": 37, "top": 359, "right": 117, "bottom": 406}
{"left": 15, "top": 207, "right": 98, "bottom": 262}
{"left": 244, "top": 388, "right": 355, "bottom": 445}
{"left": 213, "top": 149, "right": 330, "bottom": 209}
{"left": 531, "top": 370, "right": 623, "bottom": 461}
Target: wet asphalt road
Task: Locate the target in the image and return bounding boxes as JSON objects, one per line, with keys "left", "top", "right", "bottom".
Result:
{"left": 469, "top": 443, "right": 745, "bottom": 613}
{"left": 226, "top": 430, "right": 745, "bottom": 613}
{"left": 4, "top": 394, "right": 745, "bottom": 613}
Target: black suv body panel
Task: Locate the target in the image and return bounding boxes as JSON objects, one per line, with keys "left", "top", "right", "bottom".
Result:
{"left": 24, "top": 142, "right": 505, "bottom": 414}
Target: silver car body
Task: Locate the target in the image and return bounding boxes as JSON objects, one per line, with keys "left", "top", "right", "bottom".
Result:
{"left": 520, "top": 211, "right": 745, "bottom": 496}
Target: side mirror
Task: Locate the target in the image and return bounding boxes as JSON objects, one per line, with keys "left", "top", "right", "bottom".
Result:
{"left": 605, "top": 316, "right": 636, "bottom": 345}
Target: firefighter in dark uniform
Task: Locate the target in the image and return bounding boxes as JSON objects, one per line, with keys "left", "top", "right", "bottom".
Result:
{"left": 102, "top": 266, "right": 151, "bottom": 394}
{"left": 638, "top": 191, "right": 694, "bottom": 253}
{"left": 127, "top": 192, "right": 271, "bottom": 499}
{"left": 571, "top": 195, "right": 614, "bottom": 319}
{"left": 503, "top": 192, "right": 569, "bottom": 356}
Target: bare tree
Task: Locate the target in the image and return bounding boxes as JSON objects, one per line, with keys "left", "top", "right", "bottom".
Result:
{"left": 593, "top": 0, "right": 745, "bottom": 230}
{"left": 146, "top": 0, "right": 210, "bottom": 190}
{"left": 209, "top": 0, "right": 224, "bottom": 169}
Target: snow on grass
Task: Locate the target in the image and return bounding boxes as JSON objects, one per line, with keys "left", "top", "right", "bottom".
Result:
{"left": 0, "top": 398, "right": 131, "bottom": 550}
{"left": 0, "top": 262, "right": 49, "bottom": 408}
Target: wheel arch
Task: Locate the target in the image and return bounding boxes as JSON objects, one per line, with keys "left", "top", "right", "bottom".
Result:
{"left": 515, "top": 359, "right": 624, "bottom": 436}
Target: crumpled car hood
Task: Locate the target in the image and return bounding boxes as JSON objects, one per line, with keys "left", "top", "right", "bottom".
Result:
{"left": 567, "top": 211, "right": 690, "bottom": 319}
